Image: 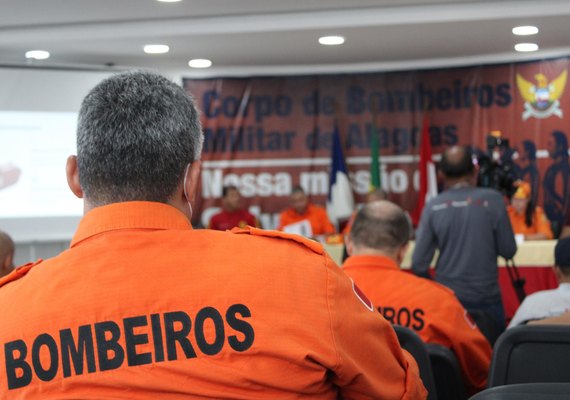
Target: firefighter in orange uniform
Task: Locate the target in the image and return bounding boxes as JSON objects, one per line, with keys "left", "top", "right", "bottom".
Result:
{"left": 343, "top": 200, "right": 492, "bottom": 396}
{"left": 277, "top": 185, "right": 335, "bottom": 237}
{"left": 0, "top": 71, "right": 426, "bottom": 400}
{"left": 508, "top": 180, "right": 553, "bottom": 240}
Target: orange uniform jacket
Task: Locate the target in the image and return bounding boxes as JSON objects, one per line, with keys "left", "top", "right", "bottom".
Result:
{"left": 0, "top": 202, "right": 426, "bottom": 400}
{"left": 343, "top": 255, "right": 492, "bottom": 395}
{"left": 277, "top": 203, "right": 335, "bottom": 235}
{"left": 507, "top": 205, "right": 553, "bottom": 239}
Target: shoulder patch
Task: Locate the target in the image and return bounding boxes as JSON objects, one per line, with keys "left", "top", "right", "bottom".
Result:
{"left": 230, "top": 226, "right": 325, "bottom": 255}
{"left": 0, "top": 259, "right": 43, "bottom": 289}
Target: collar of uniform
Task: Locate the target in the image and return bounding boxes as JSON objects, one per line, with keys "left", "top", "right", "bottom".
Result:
{"left": 343, "top": 254, "right": 400, "bottom": 271}
{"left": 71, "top": 201, "right": 192, "bottom": 248}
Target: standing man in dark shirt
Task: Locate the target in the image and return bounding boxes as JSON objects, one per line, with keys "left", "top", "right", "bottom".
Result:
{"left": 208, "top": 185, "right": 260, "bottom": 231}
{"left": 543, "top": 131, "right": 570, "bottom": 238}
{"left": 412, "top": 145, "right": 517, "bottom": 332}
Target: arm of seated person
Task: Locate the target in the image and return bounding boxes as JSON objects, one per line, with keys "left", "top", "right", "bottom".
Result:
{"left": 527, "top": 310, "right": 570, "bottom": 326}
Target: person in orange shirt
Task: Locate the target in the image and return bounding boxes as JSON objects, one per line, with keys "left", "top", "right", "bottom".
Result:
{"left": 277, "top": 185, "right": 336, "bottom": 237}
{"left": 342, "top": 188, "right": 388, "bottom": 237}
{"left": 0, "top": 71, "right": 426, "bottom": 400}
{"left": 508, "top": 180, "right": 553, "bottom": 240}
{"left": 208, "top": 185, "right": 260, "bottom": 230}
{"left": 343, "top": 200, "right": 492, "bottom": 396}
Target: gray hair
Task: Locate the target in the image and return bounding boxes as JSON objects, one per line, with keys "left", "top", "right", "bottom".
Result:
{"left": 76, "top": 70, "right": 203, "bottom": 205}
{"left": 350, "top": 200, "right": 410, "bottom": 251}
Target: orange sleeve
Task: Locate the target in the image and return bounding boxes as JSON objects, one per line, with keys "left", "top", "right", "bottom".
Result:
{"left": 311, "top": 207, "right": 336, "bottom": 235}
{"left": 534, "top": 207, "right": 554, "bottom": 240}
{"left": 447, "top": 301, "right": 492, "bottom": 395}
{"left": 276, "top": 210, "right": 291, "bottom": 231}
{"left": 326, "top": 259, "right": 427, "bottom": 399}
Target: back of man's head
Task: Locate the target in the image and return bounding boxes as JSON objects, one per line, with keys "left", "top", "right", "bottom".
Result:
{"left": 350, "top": 200, "right": 409, "bottom": 255}
{"left": 555, "top": 237, "right": 570, "bottom": 279}
{"left": 0, "top": 230, "right": 14, "bottom": 277}
{"left": 76, "top": 71, "right": 203, "bottom": 206}
{"left": 440, "top": 145, "right": 474, "bottom": 179}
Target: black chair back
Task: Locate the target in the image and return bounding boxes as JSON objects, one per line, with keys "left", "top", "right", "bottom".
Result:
{"left": 426, "top": 343, "right": 468, "bottom": 400}
{"left": 488, "top": 325, "right": 570, "bottom": 387}
{"left": 393, "top": 325, "right": 438, "bottom": 400}
{"left": 469, "top": 382, "right": 570, "bottom": 400}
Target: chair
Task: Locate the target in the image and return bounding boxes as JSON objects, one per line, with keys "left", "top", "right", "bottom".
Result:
{"left": 393, "top": 325, "right": 438, "bottom": 400}
{"left": 488, "top": 325, "right": 570, "bottom": 387}
{"left": 469, "top": 382, "right": 570, "bottom": 400}
{"left": 426, "top": 343, "right": 468, "bottom": 400}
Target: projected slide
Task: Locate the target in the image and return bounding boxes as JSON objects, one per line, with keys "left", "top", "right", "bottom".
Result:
{"left": 0, "top": 111, "right": 82, "bottom": 218}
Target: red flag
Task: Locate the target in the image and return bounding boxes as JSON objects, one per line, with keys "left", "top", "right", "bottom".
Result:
{"left": 411, "top": 116, "right": 438, "bottom": 226}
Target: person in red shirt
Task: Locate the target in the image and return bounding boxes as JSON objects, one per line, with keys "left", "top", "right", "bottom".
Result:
{"left": 0, "top": 71, "right": 426, "bottom": 399}
{"left": 277, "top": 186, "right": 335, "bottom": 237}
{"left": 208, "top": 185, "right": 260, "bottom": 230}
{"left": 508, "top": 180, "right": 553, "bottom": 240}
{"left": 343, "top": 200, "right": 492, "bottom": 395}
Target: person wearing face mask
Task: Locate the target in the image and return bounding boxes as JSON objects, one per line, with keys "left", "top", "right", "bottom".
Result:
{"left": 0, "top": 71, "right": 426, "bottom": 400}
{"left": 508, "top": 180, "right": 553, "bottom": 242}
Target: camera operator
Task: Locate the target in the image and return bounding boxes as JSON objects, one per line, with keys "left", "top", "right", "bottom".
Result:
{"left": 476, "top": 131, "right": 519, "bottom": 198}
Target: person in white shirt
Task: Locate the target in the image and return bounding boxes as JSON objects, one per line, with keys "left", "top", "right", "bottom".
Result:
{"left": 508, "top": 237, "right": 570, "bottom": 328}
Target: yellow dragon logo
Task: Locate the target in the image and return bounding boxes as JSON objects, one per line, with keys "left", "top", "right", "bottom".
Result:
{"left": 517, "top": 70, "right": 567, "bottom": 120}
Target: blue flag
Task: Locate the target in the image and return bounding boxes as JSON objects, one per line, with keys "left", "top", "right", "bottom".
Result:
{"left": 327, "top": 125, "right": 354, "bottom": 223}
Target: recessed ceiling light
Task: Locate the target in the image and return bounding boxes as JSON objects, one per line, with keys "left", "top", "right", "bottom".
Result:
{"left": 514, "top": 43, "right": 539, "bottom": 52}
{"left": 512, "top": 26, "right": 539, "bottom": 36}
{"left": 25, "top": 50, "right": 50, "bottom": 60}
{"left": 318, "top": 35, "right": 345, "bottom": 46}
{"left": 143, "top": 44, "right": 170, "bottom": 54}
{"left": 188, "top": 58, "right": 212, "bottom": 68}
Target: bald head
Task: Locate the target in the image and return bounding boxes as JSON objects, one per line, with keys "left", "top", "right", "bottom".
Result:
{"left": 349, "top": 200, "right": 410, "bottom": 254}
{"left": 0, "top": 231, "right": 14, "bottom": 278}
{"left": 440, "top": 145, "right": 474, "bottom": 179}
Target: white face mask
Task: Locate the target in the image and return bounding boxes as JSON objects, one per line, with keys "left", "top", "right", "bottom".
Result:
{"left": 183, "top": 163, "right": 193, "bottom": 218}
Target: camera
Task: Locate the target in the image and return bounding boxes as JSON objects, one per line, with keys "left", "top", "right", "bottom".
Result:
{"left": 476, "top": 132, "right": 517, "bottom": 197}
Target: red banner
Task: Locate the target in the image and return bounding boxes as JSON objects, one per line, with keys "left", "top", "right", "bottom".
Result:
{"left": 184, "top": 57, "right": 570, "bottom": 231}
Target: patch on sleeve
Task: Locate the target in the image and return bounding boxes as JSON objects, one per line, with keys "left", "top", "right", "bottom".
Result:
{"left": 352, "top": 280, "right": 374, "bottom": 312}
{"left": 464, "top": 310, "right": 478, "bottom": 329}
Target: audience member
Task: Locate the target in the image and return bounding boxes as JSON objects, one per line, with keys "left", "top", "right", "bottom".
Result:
{"left": 208, "top": 185, "right": 260, "bottom": 230}
{"left": 508, "top": 180, "right": 553, "bottom": 241}
{"left": 277, "top": 185, "right": 335, "bottom": 238}
{"left": 508, "top": 237, "right": 570, "bottom": 328}
{"left": 0, "top": 71, "right": 425, "bottom": 399}
{"left": 342, "top": 188, "right": 388, "bottom": 236}
{"left": 412, "top": 145, "right": 517, "bottom": 332}
{"left": 344, "top": 200, "right": 492, "bottom": 395}
{"left": 0, "top": 230, "right": 14, "bottom": 278}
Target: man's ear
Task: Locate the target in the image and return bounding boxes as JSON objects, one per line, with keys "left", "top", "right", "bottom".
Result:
{"left": 396, "top": 242, "right": 410, "bottom": 265}
{"left": 66, "top": 155, "right": 83, "bottom": 199}
{"left": 344, "top": 235, "right": 354, "bottom": 257}
{"left": 184, "top": 160, "right": 202, "bottom": 203}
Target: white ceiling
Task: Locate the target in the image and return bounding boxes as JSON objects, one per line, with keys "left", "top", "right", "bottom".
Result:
{"left": 2, "top": 0, "right": 570, "bottom": 77}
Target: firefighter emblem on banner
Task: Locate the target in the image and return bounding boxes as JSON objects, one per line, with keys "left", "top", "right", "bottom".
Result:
{"left": 516, "top": 70, "right": 567, "bottom": 120}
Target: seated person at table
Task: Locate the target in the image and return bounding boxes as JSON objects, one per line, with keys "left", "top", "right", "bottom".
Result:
{"left": 508, "top": 180, "right": 553, "bottom": 241}
{"left": 208, "top": 185, "right": 260, "bottom": 230}
{"left": 277, "top": 185, "right": 335, "bottom": 237}
{"left": 343, "top": 200, "right": 492, "bottom": 395}
{"left": 508, "top": 237, "right": 570, "bottom": 328}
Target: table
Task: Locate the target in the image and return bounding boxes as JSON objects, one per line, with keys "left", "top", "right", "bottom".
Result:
{"left": 324, "top": 240, "right": 558, "bottom": 320}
